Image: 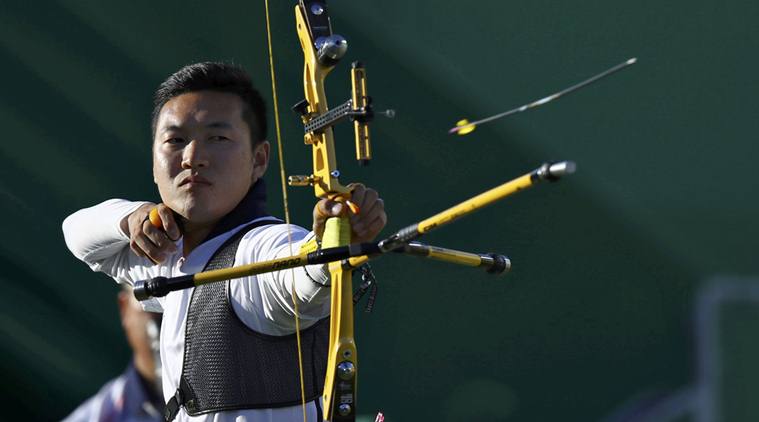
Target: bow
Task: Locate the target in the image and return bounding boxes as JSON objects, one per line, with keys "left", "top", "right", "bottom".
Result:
{"left": 266, "top": 1, "right": 366, "bottom": 420}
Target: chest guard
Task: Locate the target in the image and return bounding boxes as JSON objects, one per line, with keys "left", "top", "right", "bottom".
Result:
{"left": 165, "top": 220, "right": 329, "bottom": 421}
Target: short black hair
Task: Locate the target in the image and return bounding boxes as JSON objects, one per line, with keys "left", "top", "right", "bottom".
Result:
{"left": 151, "top": 62, "right": 267, "bottom": 143}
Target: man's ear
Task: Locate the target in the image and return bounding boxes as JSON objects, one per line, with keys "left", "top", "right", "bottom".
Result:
{"left": 252, "top": 140, "right": 270, "bottom": 180}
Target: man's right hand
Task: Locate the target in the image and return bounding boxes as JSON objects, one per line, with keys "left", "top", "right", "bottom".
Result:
{"left": 121, "top": 203, "right": 181, "bottom": 263}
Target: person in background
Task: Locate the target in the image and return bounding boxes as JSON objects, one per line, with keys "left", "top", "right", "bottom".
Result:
{"left": 63, "top": 288, "right": 164, "bottom": 422}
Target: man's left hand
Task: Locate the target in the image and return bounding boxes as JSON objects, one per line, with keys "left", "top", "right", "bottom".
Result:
{"left": 313, "top": 184, "right": 386, "bottom": 244}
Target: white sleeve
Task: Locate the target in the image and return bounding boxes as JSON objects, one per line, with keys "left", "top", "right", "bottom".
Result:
{"left": 232, "top": 224, "right": 332, "bottom": 335}
{"left": 62, "top": 199, "right": 165, "bottom": 312}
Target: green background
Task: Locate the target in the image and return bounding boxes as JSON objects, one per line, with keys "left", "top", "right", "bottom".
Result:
{"left": 1, "top": 1, "right": 756, "bottom": 420}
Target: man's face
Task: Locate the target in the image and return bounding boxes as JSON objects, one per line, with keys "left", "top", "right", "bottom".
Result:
{"left": 153, "top": 90, "right": 269, "bottom": 225}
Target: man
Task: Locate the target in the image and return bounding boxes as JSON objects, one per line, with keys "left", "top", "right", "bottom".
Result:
{"left": 63, "top": 62, "right": 386, "bottom": 422}
{"left": 63, "top": 288, "right": 164, "bottom": 422}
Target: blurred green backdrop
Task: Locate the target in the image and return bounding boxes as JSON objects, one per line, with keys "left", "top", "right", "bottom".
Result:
{"left": 0, "top": 1, "right": 756, "bottom": 421}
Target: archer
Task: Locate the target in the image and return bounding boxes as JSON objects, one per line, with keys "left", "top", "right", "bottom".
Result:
{"left": 62, "top": 62, "right": 386, "bottom": 422}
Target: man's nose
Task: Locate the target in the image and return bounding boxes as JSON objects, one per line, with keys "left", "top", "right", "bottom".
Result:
{"left": 181, "top": 140, "right": 209, "bottom": 169}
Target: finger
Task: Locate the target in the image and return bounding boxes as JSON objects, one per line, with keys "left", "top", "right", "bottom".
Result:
{"left": 353, "top": 214, "right": 387, "bottom": 242}
{"left": 313, "top": 202, "right": 326, "bottom": 238}
{"left": 312, "top": 200, "right": 330, "bottom": 238}
{"left": 313, "top": 199, "right": 346, "bottom": 239}
{"left": 357, "top": 198, "right": 385, "bottom": 227}
{"left": 357, "top": 210, "right": 387, "bottom": 236}
{"left": 126, "top": 204, "right": 162, "bottom": 261}
{"left": 131, "top": 232, "right": 163, "bottom": 263}
{"left": 156, "top": 205, "right": 181, "bottom": 240}
{"left": 129, "top": 238, "right": 146, "bottom": 259}
{"left": 133, "top": 222, "right": 174, "bottom": 264}
{"left": 143, "top": 220, "right": 177, "bottom": 253}
{"left": 315, "top": 199, "right": 344, "bottom": 218}
{"left": 128, "top": 204, "right": 153, "bottom": 236}
{"left": 351, "top": 197, "right": 384, "bottom": 231}
{"left": 325, "top": 200, "right": 345, "bottom": 217}
{"left": 358, "top": 188, "right": 378, "bottom": 211}
{"left": 348, "top": 183, "right": 366, "bottom": 212}
{"left": 365, "top": 215, "right": 387, "bottom": 236}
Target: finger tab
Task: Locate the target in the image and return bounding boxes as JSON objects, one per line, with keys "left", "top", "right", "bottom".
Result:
{"left": 346, "top": 200, "right": 360, "bottom": 215}
{"left": 148, "top": 208, "right": 163, "bottom": 228}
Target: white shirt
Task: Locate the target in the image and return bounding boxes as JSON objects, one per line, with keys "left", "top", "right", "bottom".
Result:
{"left": 62, "top": 199, "right": 331, "bottom": 422}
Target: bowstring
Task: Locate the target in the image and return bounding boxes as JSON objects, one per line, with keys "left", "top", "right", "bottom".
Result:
{"left": 264, "top": 2, "right": 308, "bottom": 421}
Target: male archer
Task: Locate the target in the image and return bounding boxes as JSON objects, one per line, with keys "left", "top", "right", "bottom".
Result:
{"left": 63, "top": 62, "right": 386, "bottom": 422}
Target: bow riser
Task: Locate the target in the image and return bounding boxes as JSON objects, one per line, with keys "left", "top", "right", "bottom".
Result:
{"left": 294, "top": 4, "right": 350, "bottom": 199}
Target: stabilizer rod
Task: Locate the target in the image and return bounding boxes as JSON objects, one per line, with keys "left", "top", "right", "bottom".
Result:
{"left": 134, "top": 161, "right": 575, "bottom": 301}
{"left": 378, "top": 161, "right": 576, "bottom": 251}
{"left": 344, "top": 242, "right": 510, "bottom": 275}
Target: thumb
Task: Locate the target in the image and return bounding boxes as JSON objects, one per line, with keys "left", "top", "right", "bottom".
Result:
{"left": 313, "top": 200, "right": 344, "bottom": 239}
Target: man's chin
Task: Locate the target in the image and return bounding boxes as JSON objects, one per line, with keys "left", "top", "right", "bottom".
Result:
{"left": 164, "top": 190, "right": 241, "bottom": 229}
{"left": 180, "top": 208, "right": 216, "bottom": 226}
{"left": 177, "top": 201, "right": 230, "bottom": 228}
{"left": 171, "top": 198, "right": 210, "bottom": 223}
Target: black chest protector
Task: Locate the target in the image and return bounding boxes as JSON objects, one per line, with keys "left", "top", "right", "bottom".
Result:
{"left": 164, "top": 220, "right": 329, "bottom": 421}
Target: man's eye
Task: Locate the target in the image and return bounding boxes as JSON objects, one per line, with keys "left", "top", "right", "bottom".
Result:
{"left": 166, "top": 137, "right": 186, "bottom": 145}
{"left": 209, "top": 135, "right": 230, "bottom": 142}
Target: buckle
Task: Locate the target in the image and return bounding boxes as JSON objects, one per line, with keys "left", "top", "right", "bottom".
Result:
{"left": 174, "top": 388, "right": 184, "bottom": 404}
{"left": 186, "top": 399, "right": 197, "bottom": 413}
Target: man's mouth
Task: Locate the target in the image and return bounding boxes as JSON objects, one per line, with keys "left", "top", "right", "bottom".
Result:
{"left": 179, "top": 175, "right": 212, "bottom": 187}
